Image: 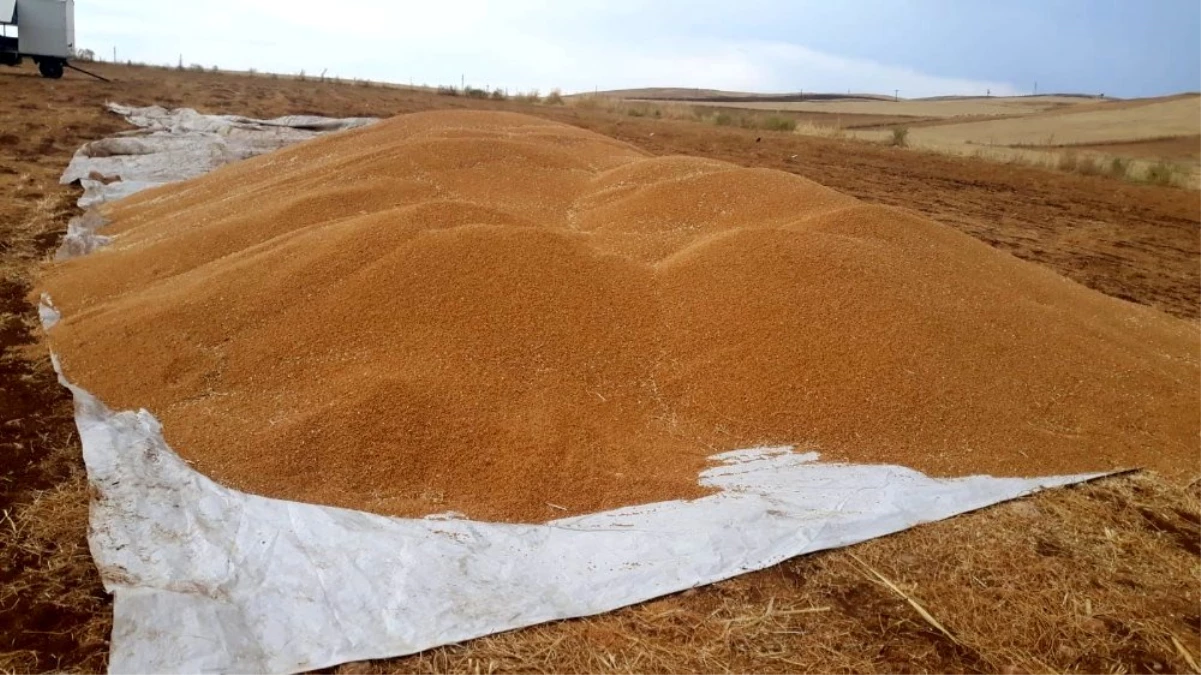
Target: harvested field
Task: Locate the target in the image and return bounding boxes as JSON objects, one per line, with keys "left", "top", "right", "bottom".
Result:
{"left": 639, "top": 95, "right": 1092, "bottom": 119}
{"left": 2, "top": 62, "right": 1199, "bottom": 673}
{"left": 874, "top": 95, "right": 1201, "bottom": 147}
{"left": 818, "top": 95, "right": 1201, "bottom": 185}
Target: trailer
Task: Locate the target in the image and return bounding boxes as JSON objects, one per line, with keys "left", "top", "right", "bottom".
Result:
{"left": 1, "top": 0, "right": 75, "bottom": 78}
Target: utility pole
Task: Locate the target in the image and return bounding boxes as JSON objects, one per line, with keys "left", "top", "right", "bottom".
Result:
{"left": 894, "top": 89, "right": 899, "bottom": 102}
{"left": 1034, "top": 81, "right": 1038, "bottom": 95}
{"left": 112, "top": 46, "right": 116, "bottom": 63}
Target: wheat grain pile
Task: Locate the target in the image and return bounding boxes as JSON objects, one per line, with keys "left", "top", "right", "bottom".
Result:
{"left": 40, "top": 111, "right": 1199, "bottom": 522}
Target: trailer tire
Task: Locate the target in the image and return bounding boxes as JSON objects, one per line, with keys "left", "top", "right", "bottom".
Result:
{"left": 38, "top": 59, "right": 64, "bottom": 79}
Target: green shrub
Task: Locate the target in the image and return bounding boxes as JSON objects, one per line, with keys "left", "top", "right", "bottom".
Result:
{"left": 890, "top": 126, "right": 909, "bottom": 147}
{"left": 762, "top": 116, "right": 797, "bottom": 132}
{"left": 1074, "top": 155, "right": 1102, "bottom": 176}
{"left": 437, "top": 85, "right": 460, "bottom": 96}
{"left": 490, "top": 89, "right": 507, "bottom": 100}
{"left": 1109, "top": 157, "right": 1130, "bottom": 178}
{"left": 1144, "top": 161, "right": 1178, "bottom": 186}
{"left": 573, "top": 95, "right": 602, "bottom": 110}
{"left": 712, "top": 112, "right": 734, "bottom": 126}
{"left": 544, "top": 88, "right": 565, "bottom": 105}
{"left": 464, "top": 86, "right": 489, "bottom": 99}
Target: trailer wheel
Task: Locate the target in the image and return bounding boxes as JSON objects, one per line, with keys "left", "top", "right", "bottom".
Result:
{"left": 38, "top": 59, "right": 64, "bottom": 79}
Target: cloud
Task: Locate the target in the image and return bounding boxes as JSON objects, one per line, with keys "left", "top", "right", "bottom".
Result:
{"left": 75, "top": 1, "right": 1018, "bottom": 97}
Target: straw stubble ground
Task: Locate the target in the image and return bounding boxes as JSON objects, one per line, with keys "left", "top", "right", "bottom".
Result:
{"left": 0, "top": 62, "right": 1198, "bottom": 673}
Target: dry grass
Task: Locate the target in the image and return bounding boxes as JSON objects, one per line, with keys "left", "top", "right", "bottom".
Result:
{"left": 0, "top": 173, "right": 111, "bottom": 675}
{"left": 567, "top": 94, "right": 700, "bottom": 121}
{"left": 0, "top": 478, "right": 111, "bottom": 675}
{"left": 791, "top": 121, "right": 848, "bottom": 139}
{"left": 1017, "top": 147, "right": 1190, "bottom": 187}
{"left": 1146, "top": 161, "right": 1185, "bottom": 187}
{"left": 567, "top": 96, "right": 805, "bottom": 133}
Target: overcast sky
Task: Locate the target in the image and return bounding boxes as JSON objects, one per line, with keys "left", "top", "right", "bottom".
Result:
{"left": 74, "top": 0, "right": 1200, "bottom": 98}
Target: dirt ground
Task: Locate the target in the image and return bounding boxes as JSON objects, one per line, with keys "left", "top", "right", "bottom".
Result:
{"left": 1068, "top": 136, "right": 1201, "bottom": 163}
{"left": 1, "top": 62, "right": 1198, "bottom": 674}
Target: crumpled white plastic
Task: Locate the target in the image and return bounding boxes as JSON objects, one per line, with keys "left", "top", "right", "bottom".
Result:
{"left": 47, "top": 105, "right": 1106, "bottom": 674}
{"left": 55, "top": 103, "right": 376, "bottom": 255}
{"left": 54, "top": 210, "right": 110, "bottom": 261}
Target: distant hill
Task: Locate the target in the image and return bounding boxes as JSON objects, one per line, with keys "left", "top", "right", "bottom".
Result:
{"left": 917, "top": 94, "right": 1107, "bottom": 102}
{"left": 589, "top": 88, "right": 1117, "bottom": 103}
{"left": 588, "top": 88, "right": 893, "bottom": 103}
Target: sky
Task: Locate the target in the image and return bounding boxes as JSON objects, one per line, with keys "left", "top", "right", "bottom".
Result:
{"left": 70, "top": 0, "right": 1201, "bottom": 98}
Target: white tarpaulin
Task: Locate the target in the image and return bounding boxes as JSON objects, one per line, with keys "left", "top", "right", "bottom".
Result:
{"left": 55, "top": 103, "right": 375, "bottom": 258}
{"left": 49, "top": 105, "right": 1104, "bottom": 674}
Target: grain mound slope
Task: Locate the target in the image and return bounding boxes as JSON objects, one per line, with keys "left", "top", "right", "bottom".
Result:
{"left": 40, "top": 110, "right": 1200, "bottom": 522}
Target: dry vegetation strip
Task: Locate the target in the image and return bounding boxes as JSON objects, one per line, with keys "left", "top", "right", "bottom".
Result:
{"left": 1, "top": 62, "right": 1198, "bottom": 673}
{"left": 634, "top": 96, "right": 1086, "bottom": 119}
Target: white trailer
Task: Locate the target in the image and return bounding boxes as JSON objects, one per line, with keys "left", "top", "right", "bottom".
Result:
{"left": 1, "top": 0, "right": 75, "bottom": 78}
